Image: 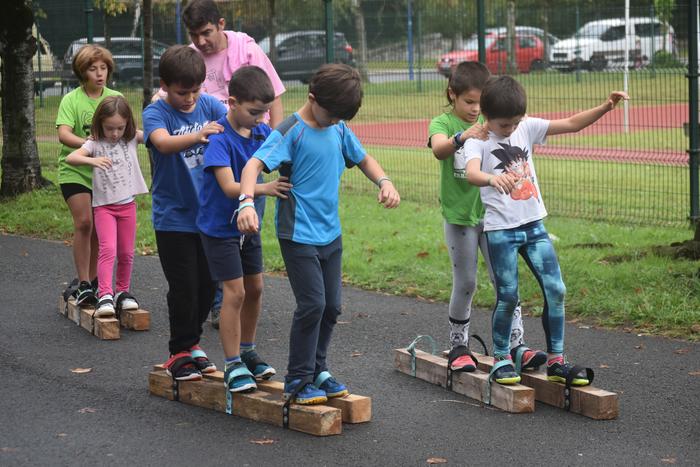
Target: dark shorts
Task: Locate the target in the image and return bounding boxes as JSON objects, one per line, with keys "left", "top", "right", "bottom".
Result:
{"left": 199, "top": 232, "right": 263, "bottom": 282}
{"left": 60, "top": 183, "right": 91, "bottom": 201}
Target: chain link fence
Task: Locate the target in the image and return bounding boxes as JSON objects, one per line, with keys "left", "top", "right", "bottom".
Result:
{"left": 12, "top": 0, "right": 696, "bottom": 226}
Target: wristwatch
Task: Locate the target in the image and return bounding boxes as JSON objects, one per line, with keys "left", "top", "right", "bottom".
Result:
{"left": 238, "top": 193, "right": 254, "bottom": 202}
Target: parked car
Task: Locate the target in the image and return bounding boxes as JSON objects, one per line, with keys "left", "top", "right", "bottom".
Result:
{"left": 549, "top": 17, "right": 673, "bottom": 71}
{"left": 61, "top": 37, "right": 168, "bottom": 88}
{"left": 258, "top": 31, "right": 356, "bottom": 83}
{"left": 437, "top": 33, "right": 547, "bottom": 76}
{"left": 485, "top": 26, "right": 559, "bottom": 50}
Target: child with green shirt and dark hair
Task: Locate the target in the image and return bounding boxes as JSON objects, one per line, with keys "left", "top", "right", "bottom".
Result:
{"left": 428, "top": 61, "right": 545, "bottom": 375}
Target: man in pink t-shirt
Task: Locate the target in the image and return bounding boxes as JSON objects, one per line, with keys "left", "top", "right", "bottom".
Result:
{"left": 157, "top": 0, "right": 285, "bottom": 128}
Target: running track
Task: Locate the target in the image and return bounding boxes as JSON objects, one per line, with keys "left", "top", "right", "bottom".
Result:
{"left": 349, "top": 103, "right": 689, "bottom": 166}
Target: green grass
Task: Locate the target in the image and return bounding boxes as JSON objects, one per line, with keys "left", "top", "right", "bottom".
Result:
{"left": 1, "top": 166, "right": 697, "bottom": 340}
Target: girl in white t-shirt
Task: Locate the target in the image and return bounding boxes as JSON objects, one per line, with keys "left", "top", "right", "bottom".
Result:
{"left": 66, "top": 96, "right": 148, "bottom": 317}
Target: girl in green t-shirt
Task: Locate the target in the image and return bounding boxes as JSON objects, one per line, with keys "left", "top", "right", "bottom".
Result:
{"left": 56, "top": 44, "right": 122, "bottom": 306}
{"left": 428, "top": 62, "right": 545, "bottom": 375}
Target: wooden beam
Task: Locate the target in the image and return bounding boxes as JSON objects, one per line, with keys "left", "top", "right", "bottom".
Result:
{"left": 201, "top": 370, "right": 371, "bottom": 424}
{"left": 62, "top": 297, "right": 120, "bottom": 340}
{"left": 148, "top": 368, "right": 342, "bottom": 436}
{"left": 394, "top": 348, "right": 534, "bottom": 413}
{"left": 462, "top": 352, "right": 619, "bottom": 420}
{"left": 120, "top": 308, "right": 150, "bottom": 331}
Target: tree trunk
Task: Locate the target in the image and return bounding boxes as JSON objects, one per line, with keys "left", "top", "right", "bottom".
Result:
{"left": 142, "top": 0, "right": 153, "bottom": 110}
{"left": 0, "top": 0, "right": 50, "bottom": 197}
{"left": 103, "top": 9, "right": 111, "bottom": 49}
{"left": 267, "top": 0, "right": 277, "bottom": 67}
{"left": 351, "top": 0, "right": 369, "bottom": 82}
{"left": 131, "top": 1, "right": 141, "bottom": 37}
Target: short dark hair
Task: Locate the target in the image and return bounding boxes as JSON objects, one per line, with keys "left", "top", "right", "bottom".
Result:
{"left": 182, "top": 0, "right": 221, "bottom": 30}
{"left": 480, "top": 76, "right": 527, "bottom": 120}
{"left": 228, "top": 66, "right": 275, "bottom": 104}
{"left": 158, "top": 45, "right": 206, "bottom": 87}
{"left": 309, "top": 64, "right": 362, "bottom": 121}
{"left": 91, "top": 95, "right": 137, "bottom": 142}
{"left": 447, "top": 61, "right": 490, "bottom": 105}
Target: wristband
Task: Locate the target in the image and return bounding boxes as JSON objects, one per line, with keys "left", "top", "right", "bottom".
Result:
{"left": 376, "top": 176, "right": 391, "bottom": 187}
{"left": 234, "top": 202, "right": 255, "bottom": 215}
{"left": 452, "top": 131, "right": 464, "bottom": 149}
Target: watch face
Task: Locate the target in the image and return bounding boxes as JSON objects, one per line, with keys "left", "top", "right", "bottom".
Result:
{"left": 239, "top": 194, "right": 252, "bottom": 201}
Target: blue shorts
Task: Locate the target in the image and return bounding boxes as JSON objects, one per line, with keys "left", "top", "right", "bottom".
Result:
{"left": 199, "top": 232, "right": 263, "bottom": 282}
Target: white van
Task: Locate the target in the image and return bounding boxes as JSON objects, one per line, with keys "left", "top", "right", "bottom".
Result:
{"left": 551, "top": 17, "right": 674, "bottom": 71}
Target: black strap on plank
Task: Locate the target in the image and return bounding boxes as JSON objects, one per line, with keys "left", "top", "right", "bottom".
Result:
{"left": 564, "top": 366, "right": 594, "bottom": 411}
{"left": 282, "top": 376, "right": 313, "bottom": 429}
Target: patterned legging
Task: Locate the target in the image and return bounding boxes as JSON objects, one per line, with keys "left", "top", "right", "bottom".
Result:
{"left": 486, "top": 220, "right": 566, "bottom": 356}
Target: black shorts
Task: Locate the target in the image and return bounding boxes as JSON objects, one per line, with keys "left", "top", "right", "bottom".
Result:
{"left": 199, "top": 232, "right": 263, "bottom": 282}
{"left": 60, "top": 183, "right": 92, "bottom": 201}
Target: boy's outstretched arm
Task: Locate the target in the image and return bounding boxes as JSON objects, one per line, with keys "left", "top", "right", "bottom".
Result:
{"left": 148, "top": 121, "right": 224, "bottom": 154}
{"left": 465, "top": 158, "right": 518, "bottom": 194}
{"left": 237, "top": 158, "right": 266, "bottom": 234}
{"left": 358, "top": 155, "right": 400, "bottom": 208}
{"left": 547, "top": 91, "right": 629, "bottom": 136}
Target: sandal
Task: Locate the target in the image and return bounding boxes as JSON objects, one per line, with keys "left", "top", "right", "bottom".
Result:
{"left": 511, "top": 344, "right": 547, "bottom": 374}
{"left": 164, "top": 352, "right": 202, "bottom": 381}
{"left": 224, "top": 362, "right": 256, "bottom": 393}
{"left": 190, "top": 345, "right": 217, "bottom": 373}
{"left": 490, "top": 356, "right": 521, "bottom": 385}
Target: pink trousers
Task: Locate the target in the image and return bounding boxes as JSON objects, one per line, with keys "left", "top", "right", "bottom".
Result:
{"left": 94, "top": 202, "right": 137, "bottom": 298}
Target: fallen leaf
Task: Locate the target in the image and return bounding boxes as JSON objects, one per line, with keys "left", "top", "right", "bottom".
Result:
{"left": 416, "top": 251, "right": 429, "bottom": 258}
{"left": 599, "top": 364, "right": 610, "bottom": 369}
{"left": 56, "top": 433, "right": 68, "bottom": 438}
{"left": 356, "top": 312, "right": 369, "bottom": 319}
{"left": 78, "top": 407, "right": 97, "bottom": 414}
{"left": 337, "top": 321, "right": 351, "bottom": 325}
{"left": 691, "top": 324, "right": 700, "bottom": 333}
{"left": 673, "top": 348, "right": 690, "bottom": 355}
{"left": 661, "top": 458, "right": 677, "bottom": 464}
{"left": 21, "top": 250, "right": 28, "bottom": 257}
{"left": 688, "top": 371, "right": 700, "bottom": 376}
{"left": 70, "top": 368, "right": 92, "bottom": 374}
{"left": 400, "top": 311, "right": 409, "bottom": 316}
{"left": 249, "top": 438, "right": 276, "bottom": 445}
{"left": 577, "top": 325, "right": 591, "bottom": 329}
{"left": 427, "top": 458, "right": 448, "bottom": 464}
{"left": 0, "top": 447, "right": 18, "bottom": 453}
{"left": 351, "top": 352, "right": 363, "bottom": 357}
{"left": 635, "top": 344, "right": 644, "bottom": 350}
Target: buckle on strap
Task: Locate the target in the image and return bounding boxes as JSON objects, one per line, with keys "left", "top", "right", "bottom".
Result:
{"left": 405, "top": 335, "right": 437, "bottom": 377}
{"left": 563, "top": 365, "right": 595, "bottom": 411}
{"left": 282, "top": 376, "right": 314, "bottom": 429}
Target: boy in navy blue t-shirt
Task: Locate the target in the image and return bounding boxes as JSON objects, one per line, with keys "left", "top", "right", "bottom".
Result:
{"left": 143, "top": 45, "right": 226, "bottom": 381}
{"left": 237, "top": 64, "right": 401, "bottom": 404}
{"left": 197, "top": 66, "right": 291, "bottom": 393}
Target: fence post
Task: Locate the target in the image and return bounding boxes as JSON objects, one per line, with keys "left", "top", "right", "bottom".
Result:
{"left": 407, "top": 0, "right": 414, "bottom": 81}
{"left": 688, "top": 0, "right": 700, "bottom": 224}
{"left": 325, "top": 0, "right": 335, "bottom": 64}
{"left": 176, "top": 0, "right": 182, "bottom": 44}
{"left": 477, "top": 0, "right": 485, "bottom": 63}
{"left": 84, "top": 0, "right": 94, "bottom": 43}
{"left": 417, "top": 6, "right": 422, "bottom": 92}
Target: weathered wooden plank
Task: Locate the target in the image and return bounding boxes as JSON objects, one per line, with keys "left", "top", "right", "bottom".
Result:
{"left": 148, "top": 369, "right": 342, "bottom": 436}
{"left": 62, "top": 297, "right": 120, "bottom": 340}
{"left": 394, "top": 348, "right": 534, "bottom": 414}
{"left": 120, "top": 308, "right": 150, "bottom": 331}
{"left": 201, "top": 370, "right": 372, "bottom": 424}
{"left": 469, "top": 352, "right": 619, "bottom": 420}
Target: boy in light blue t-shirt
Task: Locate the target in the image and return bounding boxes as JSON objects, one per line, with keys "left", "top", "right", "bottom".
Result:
{"left": 196, "top": 66, "right": 291, "bottom": 393}
{"left": 143, "top": 45, "right": 226, "bottom": 381}
{"left": 237, "top": 64, "right": 401, "bottom": 405}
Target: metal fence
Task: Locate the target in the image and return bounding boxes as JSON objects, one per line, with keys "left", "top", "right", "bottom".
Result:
{"left": 14, "top": 0, "right": 697, "bottom": 226}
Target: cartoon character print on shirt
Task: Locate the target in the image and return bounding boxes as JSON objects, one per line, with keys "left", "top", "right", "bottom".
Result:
{"left": 173, "top": 121, "right": 209, "bottom": 169}
{"left": 491, "top": 142, "right": 539, "bottom": 202}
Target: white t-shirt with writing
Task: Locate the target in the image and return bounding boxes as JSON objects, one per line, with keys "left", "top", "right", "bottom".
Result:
{"left": 456, "top": 117, "right": 550, "bottom": 232}
{"left": 82, "top": 137, "right": 149, "bottom": 207}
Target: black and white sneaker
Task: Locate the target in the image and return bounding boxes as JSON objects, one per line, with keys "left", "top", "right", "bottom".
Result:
{"left": 76, "top": 281, "right": 97, "bottom": 306}
{"left": 62, "top": 278, "right": 79, "bottom": 302}
{"left": 115, "top": 291, "right": 139, "bottom": 311}
{"left": 95, "top": 294, "right": 116, "bottom": 317}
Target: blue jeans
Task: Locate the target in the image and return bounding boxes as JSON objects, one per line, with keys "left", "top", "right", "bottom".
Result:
{"left": 279, "top": 236, "right": 343, "bottom": 382}
{"left": 485, "top": 220, "right": 566, "bottom": 356}
{"left": 211, "top": 190, "right": 266, "bottom": 311}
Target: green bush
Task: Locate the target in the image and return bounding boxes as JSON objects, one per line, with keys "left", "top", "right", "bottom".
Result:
{"left": 652, "top": 51, "right": 684, "bottom": 69}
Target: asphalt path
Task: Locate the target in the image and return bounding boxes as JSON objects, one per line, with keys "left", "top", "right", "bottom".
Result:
{"left": 1, "top": 234, "right": 699, "bottom": 466}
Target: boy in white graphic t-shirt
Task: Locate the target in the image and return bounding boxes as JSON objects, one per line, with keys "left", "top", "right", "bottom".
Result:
{"left": 455, "top": 76, "right": 627, "bottom": 386}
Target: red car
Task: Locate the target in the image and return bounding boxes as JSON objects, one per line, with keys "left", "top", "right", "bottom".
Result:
{"left": 437, "top": 34, "right": 546, "bottom": 76}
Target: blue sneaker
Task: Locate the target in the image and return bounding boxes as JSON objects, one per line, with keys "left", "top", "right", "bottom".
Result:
{"left": 314, "top": 371, "right": 348, "bottom": 398}
{"left": 224, "top": 362, "right": 256, "bottom": 393}
{"left": 241, "top": 350, "right": 276, "bottom": 380}
{"left": 283, "top": 379, "right": 327, "bottom": 405}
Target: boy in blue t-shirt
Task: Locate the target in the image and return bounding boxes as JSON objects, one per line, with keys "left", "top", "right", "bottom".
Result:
{"left": 237, "top": 64, "right": 401, "bottom": 404}
{"left": 143, "top": 45, "right": 227, "bottom": 381}
{"left": 196, "top": 66, "right": 291, "bottom": 393}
